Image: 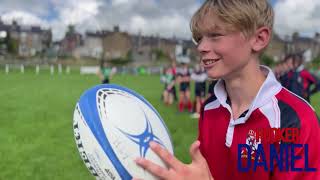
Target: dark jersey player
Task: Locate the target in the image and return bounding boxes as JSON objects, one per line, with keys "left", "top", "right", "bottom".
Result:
{"left": 207, "top": 79, "right": 218, "bottom": 98}
{"left": 177, "top": 63, "right": 192, "bottom": 112}
{"left": 191, "top": 64, "right": 207, "bottom": 118}
{"left": 287, "top": 54, "right": 318, "bottom": 102}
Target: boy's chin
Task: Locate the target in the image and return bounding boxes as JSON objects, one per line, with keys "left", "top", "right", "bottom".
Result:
{"left": 206, "top": 70, "right": 223, "bottom": 79}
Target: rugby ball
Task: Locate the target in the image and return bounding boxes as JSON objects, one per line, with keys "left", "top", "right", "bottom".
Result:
{"left": 73, "top": 84, "right": 174, "bottom": 180}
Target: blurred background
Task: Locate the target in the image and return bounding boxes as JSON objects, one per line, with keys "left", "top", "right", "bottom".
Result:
{"left": 1, "top": 0, "right": 320, "bottom": 179}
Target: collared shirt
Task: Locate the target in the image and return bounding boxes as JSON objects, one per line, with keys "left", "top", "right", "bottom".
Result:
{"left": 199, "top": 66, "right": 320, "bottom": 180}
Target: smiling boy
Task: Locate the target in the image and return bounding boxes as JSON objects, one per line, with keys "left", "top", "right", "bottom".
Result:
{"left": 134, "top": 0, "right": 320, "bottom": 179}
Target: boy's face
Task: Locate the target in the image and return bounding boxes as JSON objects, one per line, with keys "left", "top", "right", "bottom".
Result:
{"left": 196, "top": 17, "right": 257, "bottom": 80}
{"left": 286, "top": 58, "right": 293, "bottom": 69}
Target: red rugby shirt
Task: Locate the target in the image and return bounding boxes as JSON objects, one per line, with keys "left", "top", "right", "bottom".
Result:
{"left": 198, "top": 66, "right": 320, "bottom": 180}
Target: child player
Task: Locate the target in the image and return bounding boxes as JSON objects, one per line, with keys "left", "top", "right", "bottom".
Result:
{"left": 177, "top": 63, "right": 193, "bottom": 112}
{"left": 134, "top": 0, "right": 320, "bottom": 179}
{"left": 97, "top": 60, "right": 116, "bottom": 84}
{"left": 191, "top": 64, "right": 207, "bottom": 118}
{"left": 288, "top": 54, "right": 318, "bottom": 102}
{"left": 160, "top": 66, "right": 176, "bottom": 105}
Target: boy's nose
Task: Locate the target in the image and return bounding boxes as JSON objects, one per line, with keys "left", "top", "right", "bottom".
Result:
{"left": 197, "top": 37, "right": 210, "bottom": 56}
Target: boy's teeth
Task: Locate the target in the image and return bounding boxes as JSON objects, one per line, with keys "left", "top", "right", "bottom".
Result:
{"left": 204, "top": 59, "right": 217, "bottom": 65}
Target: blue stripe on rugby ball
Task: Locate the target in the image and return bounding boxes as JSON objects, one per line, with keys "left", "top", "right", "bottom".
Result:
{"left": 78, "top": 85, "right": 130, "bottom": 179}
{"left": 78, "top": 84, "right": 173, "bottom": 179}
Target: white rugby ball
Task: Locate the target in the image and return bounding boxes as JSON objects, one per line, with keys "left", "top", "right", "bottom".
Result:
{"left": 73, "top": 84, "right": 174, "bottom": 180}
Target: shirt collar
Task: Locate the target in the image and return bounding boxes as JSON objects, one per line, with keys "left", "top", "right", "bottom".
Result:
{"left": 297, "top": 65, "right": 304, "bottom": 72}
{"left": 213, "top": 65, "right": 282, "bottom": 124}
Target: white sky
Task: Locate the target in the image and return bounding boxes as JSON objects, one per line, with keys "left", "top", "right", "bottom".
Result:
{"left": 0, "top": 0, "right": 319, "bottom": 40}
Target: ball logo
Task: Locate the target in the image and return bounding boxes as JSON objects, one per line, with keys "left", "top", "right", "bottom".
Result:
{"left": 117, "top": 110, "right": 165, "bottom": 158}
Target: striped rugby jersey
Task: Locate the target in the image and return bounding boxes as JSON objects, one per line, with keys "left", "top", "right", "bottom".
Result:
{"left": 199, "top": 66, "right": 320, "bottom": 180}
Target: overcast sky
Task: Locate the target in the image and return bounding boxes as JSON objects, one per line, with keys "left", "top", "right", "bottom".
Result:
{"left": 0, "top": 0, "right": 319, "bottom": 41}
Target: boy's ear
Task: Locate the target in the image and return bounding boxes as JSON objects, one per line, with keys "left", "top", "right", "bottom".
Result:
{"left": 251, "top": 26, "right": 271, "bottom": 52}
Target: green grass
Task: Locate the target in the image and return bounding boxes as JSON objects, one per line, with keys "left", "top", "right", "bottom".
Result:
{"left": 1, "top": 70, "right": 319, "bottom": 180}
{"left": 0, "top": 71, "right": 198, "bottom": 180}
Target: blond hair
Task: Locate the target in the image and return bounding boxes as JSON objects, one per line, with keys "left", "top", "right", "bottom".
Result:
{"left": 190, "top": 0, "right": 274, "bottom": 43}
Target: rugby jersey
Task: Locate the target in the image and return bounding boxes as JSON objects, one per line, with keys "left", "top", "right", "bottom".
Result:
{"left": 198, "top": 66, "right": 320, "bottom": 180}
{"left": 191, "top": 70, "right": 207, "bottom": 91}
{"left": 291, "top": 65, "right": 317, "bottom": 91}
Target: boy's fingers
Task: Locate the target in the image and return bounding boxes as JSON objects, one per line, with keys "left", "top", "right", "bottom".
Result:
{"left": 135, "top": 158, "right": 169, "bottom": 179}
{"left": 189, "top": 140, "right": 205, "bottom": 164}
{"left": 149, "top": 141, "right": 184, "bottom": 171}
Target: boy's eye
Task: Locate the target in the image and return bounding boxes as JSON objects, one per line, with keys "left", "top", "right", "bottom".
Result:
{"left": 208, "top": 33, "right": 223, "bottom": 38}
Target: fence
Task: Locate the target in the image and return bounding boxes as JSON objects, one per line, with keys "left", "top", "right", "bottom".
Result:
{"left": 1, "top": 64, "right": 163, "bottom": 75}
{"left": 2, "top": 64, "right": 71, "bottom": 75}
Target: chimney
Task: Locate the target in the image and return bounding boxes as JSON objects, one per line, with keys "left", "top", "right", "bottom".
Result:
{"left": 315, "top": 32, "right": 320, "bottom": 43}
{"left": 12, "top": 20, "right": 18, "bottom": 26}
{"left": 114, "top": 25, "right": 119, "bottom": 33}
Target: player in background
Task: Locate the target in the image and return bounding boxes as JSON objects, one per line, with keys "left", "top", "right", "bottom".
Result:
{"left": 97, "top": 60, "right": 116, "bottom": 84}
{"left": 177, "top": 63, "right": 193, "bottom": 113}
{"left": 207, "top": 79, "right": 218, "bottom": 98}
{"left": 273, "top": 54, "right": 293, "bottom": 88}
{"left": 288, "top": 54, "right": 318, "bottom": 102}
{"left": 160, "top": 66, "right": 176, "bottom": 105}
{"left": 191, "top": 64, "right": 207, "bottom": 118}
{"left": 170, "top": 61, "right": 178, "bottom": 102}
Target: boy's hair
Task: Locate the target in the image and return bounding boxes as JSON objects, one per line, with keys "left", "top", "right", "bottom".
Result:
{"left": 293, "top": 54, "right": 303, "bottom": 67}
{"left": 283, "top": 54, "right": 294, "bottom": 61}
{"left": 190, "top": 0, "right": 274, "bottom": 43}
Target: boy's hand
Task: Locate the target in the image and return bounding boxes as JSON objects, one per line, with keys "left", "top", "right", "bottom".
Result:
{"left": 133, "top": 140, "right": 213, "bottom": 180}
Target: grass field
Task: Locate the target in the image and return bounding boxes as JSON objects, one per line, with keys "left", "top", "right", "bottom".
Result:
{"left": 1, "top": 69, "right": 319, "bottom": 180}
{"left": 0, "top": 70, "right": 199, "bottom": 180}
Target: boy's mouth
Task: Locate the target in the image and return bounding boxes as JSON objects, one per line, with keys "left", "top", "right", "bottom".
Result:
{"left": 202, "top": 59, "right": 220, "bottom": 66}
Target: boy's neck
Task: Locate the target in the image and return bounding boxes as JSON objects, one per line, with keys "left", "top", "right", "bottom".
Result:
{"left": 224, "top": 61, "right": 266, "bottom": 119}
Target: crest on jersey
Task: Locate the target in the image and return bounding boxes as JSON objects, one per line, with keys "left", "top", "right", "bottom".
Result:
{"left": 241, "top": 130, "right": 261, "bottom": 160}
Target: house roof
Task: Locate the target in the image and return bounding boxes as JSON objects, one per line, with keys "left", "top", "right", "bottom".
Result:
{"left": 293, "top": 36, "right": 316, "bottom": 43}
{"left": 86, "top": 30, "right": 112, "bottom": 37}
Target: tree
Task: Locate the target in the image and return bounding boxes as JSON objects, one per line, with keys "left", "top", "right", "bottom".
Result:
{"left": 66, "top": 25, "right": 75, "bottom": 36}
{"left": 292, "top": 31, "right": 299, "bottom": 40}
{"left": 261, "top": 53, "right": 275, "bottom": 67}
{"left": 109, "top": 51, "right": 133, "bottom": 66}
{"left": 7, "top": 37, "right": 18, "bottom": 55}
{"left": 151, "top": 48, "right": 169, "bottom": 62}
{"left": 310, "top": 56, "right": 320, "bottom": 69}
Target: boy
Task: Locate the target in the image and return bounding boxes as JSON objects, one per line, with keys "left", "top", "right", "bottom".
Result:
{"left": 277, "top": 54, "right": 293, "bottom": 88}
{"left": 170, "top": 61, "right": 178, "bottom": 101}
{"left": 287, "top": 54, "right": 318, "bottom": 102}
{"left": 134, "top": 0, "right": 320, "bottom": 179}
{"left": 160, "top": 66, "right": 176, "bottom": 105}
{"left": 177, "top": 63, "right": 193, "bottom": 112}
{"left": 191, "top": 64, "right": 207, "bottom": 118}
{"left": 207, "top": 79, "right": 218, "bottom": 98}
{"left": 97, "top": 60, "right": 116, "bottom": 84}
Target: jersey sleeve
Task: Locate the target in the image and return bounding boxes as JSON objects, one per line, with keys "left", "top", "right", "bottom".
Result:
{"left": 198, "top": 104, "right": 205, "bottom": 155}
{"left": 198, "top": 98, "right": 205, "bottom": 141}
{"left": 301, "top": 70, "right": 317, "bottom": 84}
